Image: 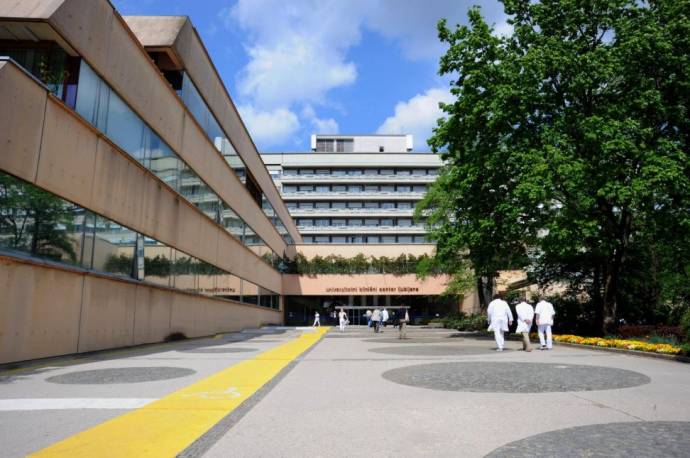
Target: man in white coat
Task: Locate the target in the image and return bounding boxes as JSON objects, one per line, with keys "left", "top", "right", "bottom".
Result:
{"left": 312, "top": 311, "right": 320, "bottom": 327}
{"left": 535, "top": 298, "right": 556, "bottom": 350}
{"left": 487, "top": 294, "right": 513, "bottom": 351}
{"left": 381, "top": 308, "right": 390, "bottom": 327}
{"left": 515, "top": 299, "right": 534, "bottom": 352}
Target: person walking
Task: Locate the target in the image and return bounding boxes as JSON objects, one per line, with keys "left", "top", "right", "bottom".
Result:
{"left": 366, "top": 309, "right": 373, "bottom": 327}
{"left": 398, "top": 307, "right": 409, "bottom": 339}
{"left": 515, "top": 299, "right": 534, "bottom": 352}
{"left": 371, "top": 308, "right": 382, "bottom": 333}
{"left": 535, "top": 298, "right": 556, "bottom": 350}
{"left": 312, "top": 311, "right": 320, "bottom": 327}
{"left": 487, "top": 294, "right": 513, "bottom": 351}
{"left": 381, "top": 308, "right": 390, "bottom": 327}
{"left": 338, "top": 308, "right": 348, "bottom": 332}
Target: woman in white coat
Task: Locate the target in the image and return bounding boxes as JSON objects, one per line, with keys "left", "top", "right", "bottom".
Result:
{"left": 487, "top": 295, "right": 513, "bottom": 351}
{"left": 338, "top": 308, "right": 348, "bottom": 332}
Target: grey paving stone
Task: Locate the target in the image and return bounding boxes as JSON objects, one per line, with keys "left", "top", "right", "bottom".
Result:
{"left": 382, "top": 362, "right": 650, "bottom": 393}
{"left": 370, "top": 345, "right": 493, "bottom": 356}
{"left": 45, "top": 367, "right": 196, "bottom": 384}
{"left": 178, "top": 348, "right": 259, "bottom": 354}
{"left": 485, "top": 421, "right": 690, "bottom": 457}
{"left": 364, "top": 337, "right": 465, "bottom": 344}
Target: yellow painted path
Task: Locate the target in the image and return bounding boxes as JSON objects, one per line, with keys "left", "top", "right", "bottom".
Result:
{"left": 31, "top": 327, "right": 329, "bottom": 457}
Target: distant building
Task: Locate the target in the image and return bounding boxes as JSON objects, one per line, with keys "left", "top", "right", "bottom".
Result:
{"left": 262, "top": 134, "right": 442, "bottom": 244}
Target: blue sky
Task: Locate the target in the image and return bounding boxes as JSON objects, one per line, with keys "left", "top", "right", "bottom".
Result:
{"left": 113, "top": 0, "right": 507, "bottom": 151}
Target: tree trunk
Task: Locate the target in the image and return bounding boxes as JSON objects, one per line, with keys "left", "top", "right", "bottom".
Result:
{"left": 592, "top": 264, "right": 604, "bottom": 336}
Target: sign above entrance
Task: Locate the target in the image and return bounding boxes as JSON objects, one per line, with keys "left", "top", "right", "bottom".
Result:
{"left": 282, "top": 274, "right": 450, "bottom": 296}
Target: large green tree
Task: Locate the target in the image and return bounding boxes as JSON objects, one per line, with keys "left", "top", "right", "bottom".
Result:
{"left": 420, "top": 0, "right": 690, "bottom": 333}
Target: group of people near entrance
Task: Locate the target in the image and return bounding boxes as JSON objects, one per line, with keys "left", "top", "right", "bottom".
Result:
{"left": 365, "top": 308, "right": 390, "bottom": 333}
{"left": 314, "top": 307, "right": 410, "bottom": 339}
{"left": 487, "top": 294, "right": 555, "bottom": 352}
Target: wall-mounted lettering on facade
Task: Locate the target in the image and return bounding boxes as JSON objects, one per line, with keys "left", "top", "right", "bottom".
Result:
{"left": 324, "top": 286, "right": 420, "bottom": 293}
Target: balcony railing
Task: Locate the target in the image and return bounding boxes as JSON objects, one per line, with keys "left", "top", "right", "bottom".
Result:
{"left": 279, "top": 174, "right": 436, "bottom": 183}
{"left": 288, "top": 207, "right": 415, "bottom": 216}
{"left": 296, "top": 225, "right": 427, "bottom": 234}
{"left": 280, "top": 191, "right": 426, "bottom": 200}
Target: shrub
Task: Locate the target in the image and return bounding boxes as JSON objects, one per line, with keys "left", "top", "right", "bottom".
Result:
{"left": 680, "top": 343, "right": 690, "bottom": 357}
{"left": 681, "top": 308, "right": 690, "bottom": 343}
{"left": 443, "top": 313, "right": 486, "bottom": 332}
{"left": 618, "top": 325, "right": 684, "bottom": 341}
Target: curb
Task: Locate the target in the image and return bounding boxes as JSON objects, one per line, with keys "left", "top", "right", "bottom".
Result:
{"left": 554, "top": 341, "right": 690, "bottom": 364}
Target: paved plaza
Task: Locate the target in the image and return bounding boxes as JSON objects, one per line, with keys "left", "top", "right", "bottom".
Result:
{"left": 1, "top": 326, "right": 689, "bottom": 457}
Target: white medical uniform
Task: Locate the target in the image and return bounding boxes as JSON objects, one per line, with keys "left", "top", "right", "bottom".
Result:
{"left": 312, "top": 312, "right": 320, "bottom": 327}
{"left": 515, "top": 302, "right": 534, "bottom": 333}
{"left": 535, "top": 300, "right": 555, "bottom": 349}
{"left": 487, "top": 299, "right": 513, "bottom": 350}
{"left": 338, "top": 311, "right": 347, "bottom": 332}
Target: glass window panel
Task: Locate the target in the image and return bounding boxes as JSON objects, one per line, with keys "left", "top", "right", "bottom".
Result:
{"left": 381, "top": 219, "right": 394, "bottom": 226}
{"left": 332, "top": 219, "right": 346, "bottom": 227}
{"left": 397, "top": 202, "right": 412, "bottom": 209}
{"left": 315, "top": 202, "right": 330, "bottom": 209}
{"left": 302, "top": 236, "right": 314, "bottom": 243}
{"left": 396, "top": 169, "right": 411, "bottom": 175}
{"left": 413, "top": 185, "right": 427, "bottom": 192}
{"left": 215, "top": 270, "right": 242, "bottom": 302}
{"left": 315, "top": 169, "right": 330, "bottom": 175}
{"left": 299, "top": 202, "right": 314, "bottom": 209}
{"left": 380, "top": 169, "right": 394, "bottom": 175}
{"left": 347, "top": 202, "right": 363, "bottom": 208}
{"left": 299, "top": 185, "right": 314, "bottom": 192}
{"left": 364, "top": 185, "right": 378, "bottom": 192}
{"left": 283, "top": 169, "right": 298, "bottom": 176}
{"left": 364, "top": 202, "right": 379, "bottom": 209}
{"left": 365, "top": 219, "right": 379, "bottom": 226}
{"left": 300, "top": 169, "right": 314, "bottom": 175}
{"left": 332, "top": 185, "right": 347, "bottom": 192}
{"left": 332, "top": 202, "right": 346, "bottom": 209}
{"left": 397, "top": 186, "right": 412, "bottom": 192}
{"left": 367, "top": 236, "right": 381, "bottom": 244}
{"left": 283, "top": 186, "right": 297, "bottom": 193}
{"left": 144, "top": 240, "right": 174, "bottom": 287}
{"left": 364, "top": 169, "right": 378, "bottom": 175}
{"left": 331, "top": 236, "right": 346, "bottom": 243}
{"left": 413, "top": 169, "right": 427, "bottom": 176}
{"left": 315, "top": 185, "right": 330, "bottom": 193}
{"left": 93, "top": 215, "right": 136, "bottom": 278}
{"left": 398, "top": 236, "right": 413, "bottom": 243}
{"left": 348, "top": 219, "right": 363, "bottom": 226}
{"left": 315, "top": 219, "right": 330, "bottom": 227}
{"left": 381, "top": 202, "right": 395, "bottom": 209}
{"left": 348, "top": 235, "right": 364, "bottom": 243}
{"left": 380, "top": 185, "right": 395, "bottom": 192}
{"left": 314, "top": 236, "right": 329, "bottom": 243}
{"left": 348, "top": 185, "right": 362, "bottom": 193}
{"left": 286, "top": 202, "right": 298, "bottom": 209}
{"left": 381, "top": 236, "right": 396, "bottom": 243}
{"left": 332, "top": 169, "right": 347, "bottom": 176}
{"left": 242, "top": 279, "right": 259, "bottom": 304}
{"left": 398, "top": 219, "right": 413, "bottom": 227}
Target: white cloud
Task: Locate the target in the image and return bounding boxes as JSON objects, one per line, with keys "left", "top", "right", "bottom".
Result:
{"left": 237, "top": 105, "right": 300, "bottom": 147}
{"left": 302, "top": 105, "right": 339, "bottom": 134}
{"left": 376, "top": 87, "right": 453, "bottom": 150}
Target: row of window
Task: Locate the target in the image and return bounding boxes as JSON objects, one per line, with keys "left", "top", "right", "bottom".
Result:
{"left": 315, "top": 138, "right": 354, "bottom": 152}
{"left": 282, "top": 184, "right": 428, "bottom": 194}
{"left": 73, "top": 61, "right": 282, "bottom": 265}
{"left": 282, "top": 168, "right": 439, "bottom": 177}
{"left": 286, "top": 201, "right": 417, "bottom": 210}
{"left": 295, "top": 218, "right": 420, "bottom": 228}
{"left": 0, "top": 172, "right": 280, "bottom": 309}
{"left": 175, "top": 72, "right": 294, "bottom": 244}
{"left": 302, "top": 235, "right": 429, "bottom": 244}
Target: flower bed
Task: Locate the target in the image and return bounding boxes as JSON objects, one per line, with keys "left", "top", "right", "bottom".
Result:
{"left": 554, "top": 334, "right": 684, "bottom": 355}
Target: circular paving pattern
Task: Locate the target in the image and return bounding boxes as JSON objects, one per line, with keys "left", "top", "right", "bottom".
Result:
{"left": 46, "top": 367, "right": 196, "bottom": 384}
{"left": 325, "top": 333, "right": 373, "bottom": 339}
{"left": 365, "top": 338, "right": 464, "bottom": 344}
{"left": 179, "top": 347, "right": 259, "bottom": 354}
{"left": 485, "top": 421, "right": 690, "bottom": 457}
{"left": 370, "top": 345, "right": 490, "bottom": 356}
{"left": 382, "top": 362, "right": 650, "bottom": 393}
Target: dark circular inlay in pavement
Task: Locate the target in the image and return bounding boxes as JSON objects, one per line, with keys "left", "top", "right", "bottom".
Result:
{"left": 46, "top": 367, "right": 196, "bottom": 384}
{"left": 486, "top": 421, "right": 690, "bottom": 457}
{"left": 179, "top": 347, "right": 259, "bottom": 354}
{"left": 382, "top": 362, "right": 650, "bottom": 393}
{"left": 325, "top": 334, "right": 372, "bottom": 338}
{"left": 365, "top": 338, "right": 464, "bottom": 344}
{"left": 370, "top": 345, "right": 492, "bottom": 356}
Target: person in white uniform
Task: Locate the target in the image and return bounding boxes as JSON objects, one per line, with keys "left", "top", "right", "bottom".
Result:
{"left": 514, "top": 299, "right": 534, "bottom": 352}
{"left": 312, "top": 311, "right": 320, "bottom": 327}
{"left": 338, "top": 308, "right": 348, "bottom": 332}
{"left": 381, "top": 308, "right": 390, "bottom": 327}
{"left": 487, "top": 294, "right": 513, "bottom": 351}
{"left": 535, "top": 298, "right": 556, "bottom": 350}
{"left": 371, "top": 308, "right": 382, "bottom": 333}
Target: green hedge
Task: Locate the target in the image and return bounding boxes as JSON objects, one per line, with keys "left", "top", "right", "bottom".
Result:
{"left": 440, "top": 313, "right": 487, "bottom": 332}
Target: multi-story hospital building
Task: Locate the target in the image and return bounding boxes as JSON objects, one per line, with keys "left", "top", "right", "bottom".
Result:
{"left": 0, "top": 0, "right": 482, "bottom": 365}
{"left": 262, "top": 134, "right": 442, "bottom": 245}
